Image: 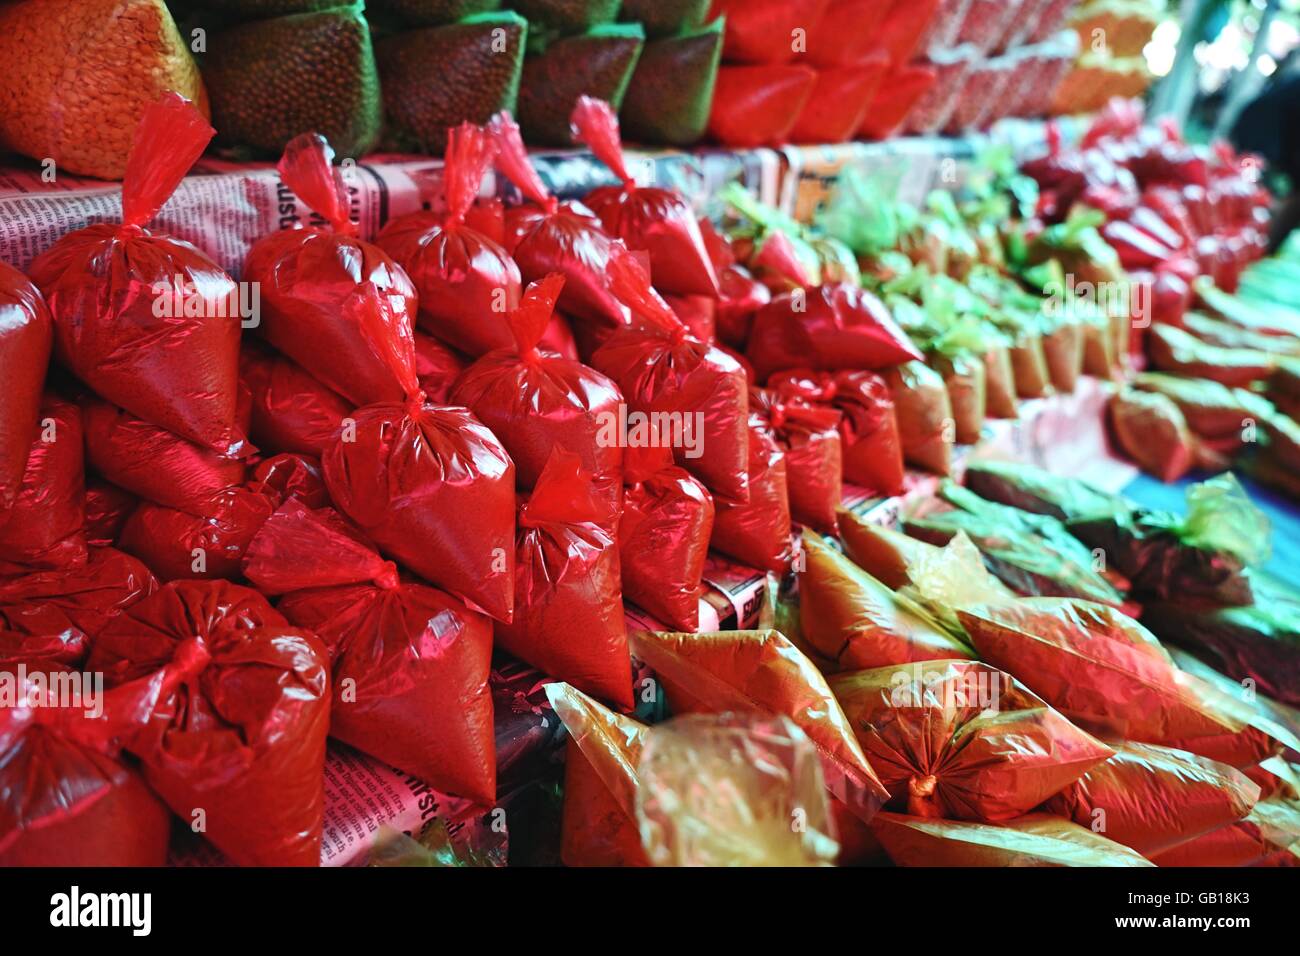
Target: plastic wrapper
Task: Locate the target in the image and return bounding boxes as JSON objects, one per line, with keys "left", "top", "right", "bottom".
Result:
{"left": 930, "top": 352, "right": 986, "bottom": 446}
{"left": 28, "top": 95, "right": 240, "bottom": 451}
{"left": 871, "top": 812, "right": 1155, "bottom": 867}
{"left": 963, "top": 458, "right": 1131, "bottom": 522}
{"left": 877, "top": 0, "right": 940, "bottom": 66}
{"left": 710, "top": 416, "right": 793, "bottom": 574}
{"left": 84, "top": 481, "right": 139, "bottom": 548}
{"left": 573, "top": 98, "right": 718, "bottom": 298}
{"left": 747, "top": 283, "right": 922, "bottom": 383}
{"left": 1108, "top": 388, "right": 1195, "bottom": 483}
{"left": 240, "top": 346, "right": 351, "bottom": 458}
{"left": 86, "top": 580, "right": 331, "bottom": 867}
{"left": 497, "top": 451, "right": 632, "bottom": 708}
{"left": 1148, "top": 323, "right": 1274, "bottom": 389}
{"left": 451, "top": 274, "right": 624, "bottom": 508}
{"left": 982, "top": 342, "right": 1018, "bottom": 418}
{"left": 799, "top": 531, "right": 975, "bottom": 672}
{"left": 883, "top": 360, "right": 954, "bottom": 476}
{"left": 838, "top": 514, "right": 951, "bottom": 591}
{"left": 251, "top": 454, "right": 330, "bottom": 510}
{"left": 413, "top": 332, "right": 469, "bottom": 403}
{"left": 1150, "top": 799, "right": 1300, "bottom": 867}
{"left": 620, "top": 21, "right": 724, "bottom": 147}
{"left": 708, "top": 65, "right": 817, "bottom": 148}
{"left": 790, "top": 58, "right": 890, "bottom": 145}
{"left": 512, "top": 0, "right": 619, "bottom": 32}
{"left": 376, "top": 14, "right": 527, "bottom": 154}
{"left": 749, "top": 389, "right": 841, "bottom": 534}
{"left": 620, "top": 446, "right": 715, "bottom": 631}
{"left": 378, "top": 125, "right": 522, "bottom": 358}
{"left": 956, "top": 0, "right": 1023, "bottom": 54}
{"left": 244, "top": 500, "right": 496, "bottom": 804}
{"left": 628, "top": 628, "right": 889, "bottom": 821}
{"left": 323, "top": 286, "right": 517, "bottom": 622}
{"left": 831, "top": 659, "right": 1113, "bottom": 821}
{"left": 958, "top": 599, "right": 1288, "bottom": 768}
{"left": 802, "top": 0, "right": 896, "bottom": 67}
{"left": 245, "top": 133, "right": 419, "bottom": 407}
{"left": 1132, "top": 372, "right": 1274, "bottom": 446}
{"left": 860, "top": 65, "right": 938, "bottom": 140}
{"left": 519, "top": 26, "right": 644, "bottom": 148}
{"left": 0, "top": 262, "right": 52, "bottom": 509}
{"left": 0, "top": 398, "right": 86, "bottom": 575}
{"left": 1043, "top": 741, "right": 1261, "bottom": 857}
{"left": 547, "top": 682, "right": 649, "bottom": 867}
{"left": 636, "top": 713, "right": 840, "bottom": 866}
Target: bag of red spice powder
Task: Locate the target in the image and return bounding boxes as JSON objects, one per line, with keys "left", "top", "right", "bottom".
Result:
{"left": 749, "top": 388, "right": 843, "bottom": 535}
{"left": 0, "top": 261, "right": 52, "bottom": 509}
{"left": 496, "top": 450, "right": 632, "bottom": 709}
{"left": 240, "top": 345, "right": 352, "bottom": 458}
{"left": 377, "top": 122, "right": 523, "bottom": 357}
{"left": 571, "top": 97, "right": 718, "bottom": 298}
{"left": 451, "top": 274, "right": 625, "bottom": 512}
{"left": 710, "top": 414, "right": 794, "bottom": 575}
{"left": 245, "top": 132, "right": 419, "bottom": 407}
{"left": 323, "top": 285, "right": 517, "bottom": 623}
{"left": 0, "top": 397, "right": 86, "bottom": 575}
{"left": 244, "top": 500, "right": 497, "bottom": 805}
{"left": 619, "top": 443, "right": 715, "bottom": 631}
{"left": 28, "top": 94, "right": 241, "bottom": 452}
{"left": 412, "top": 330, "right": 468, "bottom": 404}
{"left": 86, "top": 579, "right": 331, "bottom": 867}
{"left": 250, "top": 453, "right": 331, "bottom": 510}
{"left": 84, "top": 481, "right": 140, "bottom": 548}
{"left": 700, "top": 218, "right": 772, "bottom": 350}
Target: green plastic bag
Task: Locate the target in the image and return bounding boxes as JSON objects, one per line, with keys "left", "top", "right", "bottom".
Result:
{"left": 517, "top": 24, "right": 644, "bottom": 146}
{"left": 619, "top": 19, "right": 724, "bottom": 146}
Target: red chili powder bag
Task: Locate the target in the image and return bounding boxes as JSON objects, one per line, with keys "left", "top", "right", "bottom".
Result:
{"left": 571, "top": 97, "right": 718, "bottom": 298}
{"left": 1109, "top": 388, "right": 1196, "bottom": 483}
{"left": 377, "top": 122, "right": 522, "bottom": 357}
{"left": 497, "top": 450, "right": 632, "bottom": 708}
{"left": 322, "top": 285, "right": 517, "bottom": 622}
{"left": 0, "top": 398, "right": 86, "bottom": 574}
{"left": 710, "top": 0, "right": 831, "bottom": 65}
{"left": 0, "top": 262, "right": 52, "bottom": 509}
{"left": 746, "top": 283, "right": 923, "bottom": 382}
{"left": 831, "top": 659, "right": 1114, "bottom": 821}
{"left": 1043, "top": 741, "right": 1261, "bottom": 857}
{"left": 413, "top": 330, "right": 468, "bottom": 403}
{"left": 802, "top": 0, "right": 897, "bottom": 67}
{"left": 619, "top": 444, "right": 715, "bottom": 631}
{"left": 87, "top": 579, "right": 331, "bottom": 867}
{"left": 244, "top": 500, "right": 497, "bottom": 805}
{"left": 28, "top": 95, "right": 240, "bottom": 452}
{"left": 708, "top": 65, "right": 817, "bottom": 148}
{"left": 451, "top": 274, "right": 625, "bottom": 510}
{"left": 750, "top": 388, "right": 842, "bottom": 534}
{"left": 710, "top": 414, "right": 793, "bottom": 574}
{"left": 84, "top": 481, "right": 140, "bottom": 548}
{"left": 251, "top": 453, "right": 330, "bottom": 510}
{"left": 790, "top": 58, "right": 890, "bottom": 145}
{"left": 884, "top": 360, "right": 955, "bottom": 476}
{"left": 628, "top": 627, "right": 889, "bottom": 821}
{"left": 240, "top": 345, "right": 351, "bottom": 458}
{"left": 245, "top": 132, "right": 419, "bottom": 407}
{"left": 1149, "top": 799, "right": 1300, "bottom": 867}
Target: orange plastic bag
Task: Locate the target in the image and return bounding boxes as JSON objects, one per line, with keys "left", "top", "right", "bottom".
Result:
{"left": 884, "top": 360, "right": 954, "bottom": 475}
{"left": 710, "top": 415, "right": 793, "bottom": 574}
{"left": 871, "top": 812, "right": 1156, "bottom": 866}
{"left": 1109, "top": 388, "right": 1196, "bottom": 483}
{"left": 0, "top": 262, "right": 52, "bottom": 509}
{"left": 1149, "top": 799, "right": 1300, "bottom": 866}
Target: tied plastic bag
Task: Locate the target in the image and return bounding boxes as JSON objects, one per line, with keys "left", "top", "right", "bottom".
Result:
{"left": 0, "top": 398, "right": 87, "bottom": 574}
{"left": 84, "top": 481, "right": 139, "bottom": 547}
{"left": 251, "top": 453, "right": 330, "bottom": 510}
{"left": 377, "top": 121, "right": 523, "bottom": 357}
{"left": 708, "top": 64, "right": 817, "bottom": 149}
{"left": 0, "top": 262, "right": 52, "bottom": 508}
{"left": 245, "top": 132, "right": 419, "bottom": 407}
{"left": 1149, "top": 799, "right": 1300, "bottom": 867}
{"left": 619, "top": 445, "right": 715, "bottom": 631}
{"left": 628, "top": 628, "right": 890, "bottom": 822}
{"left": 770, "top": 369, "right": 905, "bottom": 497}
{"left": 710, "top": 415, "right": 793, "bottom": 575}
{"left": 28, "top": 95, "right": 241, "bottom": 451}
{"left": 413, "top": 331, "right": 469, "bottom": 403}
{"left": 636, "top": 713, "right": 840, "bottom": 866}
{"left": 546, "top": 682, "right": 650, "bottom": 867}
{"left": 322, "top": 285, "right": 517, "bottom": 623}
{"left": 1109, "top": 388, "right": 1196, "bottom": 483}
{"left": 240, "top": 346, "right": 351, "bottom": 457}
{"left": 244, "top": 501, "right": 496, "bottom": 805}
{"left": 1043, "top": 741, "right": 1261, "bottom": 857}
{"left": 883, "top": 361, "right": 955, "bottom": 476}
{"left": 749, "top": 389, "right": 842, "bottom": 535}
{"left": 86, "top": 580, "right": 331, "bottom": 867}
{"left": 710, "top": 0, "right": 831, "bottom": 65}
{"left": 830, "top": 660, "right": 1114, "bottom": 821}
{"left": 747, "top": 283, "right": 922, "bottom": 382}
{"left": 572, "top": 97, "right": 718, "bottom": 298}
{"left": 799, "top": 531, "right": 975, "bottom": 671}
{"left": 497, "top": 451, "right": 632, "bottom": 708}
{"left": 871, "top": 812, "right": 1155, "bottom": 867}
{"left": 790, "top": 58, "right": 891, "bottom": 145}
{"left": 450, "top": 274, "right": 624, "bottom": 508}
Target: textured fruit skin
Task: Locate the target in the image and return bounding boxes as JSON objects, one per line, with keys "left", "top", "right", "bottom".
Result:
{"left": 620, "top": 26, "right": 723, "bottom": 146}
{"left": 203, "top": 9, "right": 381, "bottom": 158}
{"left": 518, "top": 32, "right": 644, "bottom": 147}
{"left": 367, "top": 0, "right": 503, "bottom": 26}
{"left": 376, "top": 18, "right": 526, "bottom": 154}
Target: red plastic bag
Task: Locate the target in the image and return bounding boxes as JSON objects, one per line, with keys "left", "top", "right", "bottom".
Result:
{"left": 571, "top": 97, "right": 718, "bottom": 297}
{"left": 240, "top": 346, "right": 351, "bottom": 458}
{"left": 1149, "top": 799, "right": 1300, "bottom": 867}
{"left": 245, "top": 132, "right": 419, "bottom": 406}
{"left": 620, "top": 444, "right": 715, "bottom": 631}
{"left": 496, "top": 450, "right": 632, "bottom": 709}
{"left": 82, "top": 396, "right": 249, "bottom": 514}
{"left": 877, "top": 0, "right": 941, "bottom": 66}
{"left": 84, "top": 480, "right": 139, "bottom": 548}
{"left": 250, "top": 453, "right": 330, "bottom": 510}
{"left": 86, "top": 580, "right": 331, "bottom": 867}
{"left": 450, "top": 274, "right": 625, "bottom": 509}
{"left": 709, "top": 0, "right": 831, "bottom": 65}
{"left": 0, "top": 262, "right": 52, "bottom": 509}
{"left": 710, "top": 414, "right": 793, "bottom": 574}
{"left": 321, "top": 285, "right": 517, "bottom": 622}
{"left": 803, "top": 0, "right": 897, "bottom": 67}
{"left": 1109, "top": 388, "right": 1196, "bottom": 483}
{"left": 708, "top": 65, "right": 817, "bottom": 148}
{"left": 830, "top": 659, "right": 1114, "bottom": 820}
{"left": 750, "top": 388, "right": 842, "bottom": 534}
{"left": 377, "top": 122, "right": 522, "bottom": 357}
{"left": 0, "top": 398, "right": 86, "bottom": 574}
{"left": 413, "top": 330, "right": 468, "bottom": 403}
{"left": 244, "top": 500, "right": 496, "bottom": 805}
{"left": 790, "top": 58, "right": 890, "bottom": 145}
{"left": 861, "top": 65, "right": 938, "bottom": 140}
{"left": 28, "top": 95, "right": 240, "bottom": 451}
{"left": 747, "top": 283, "right": 923, "bottom": 382}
